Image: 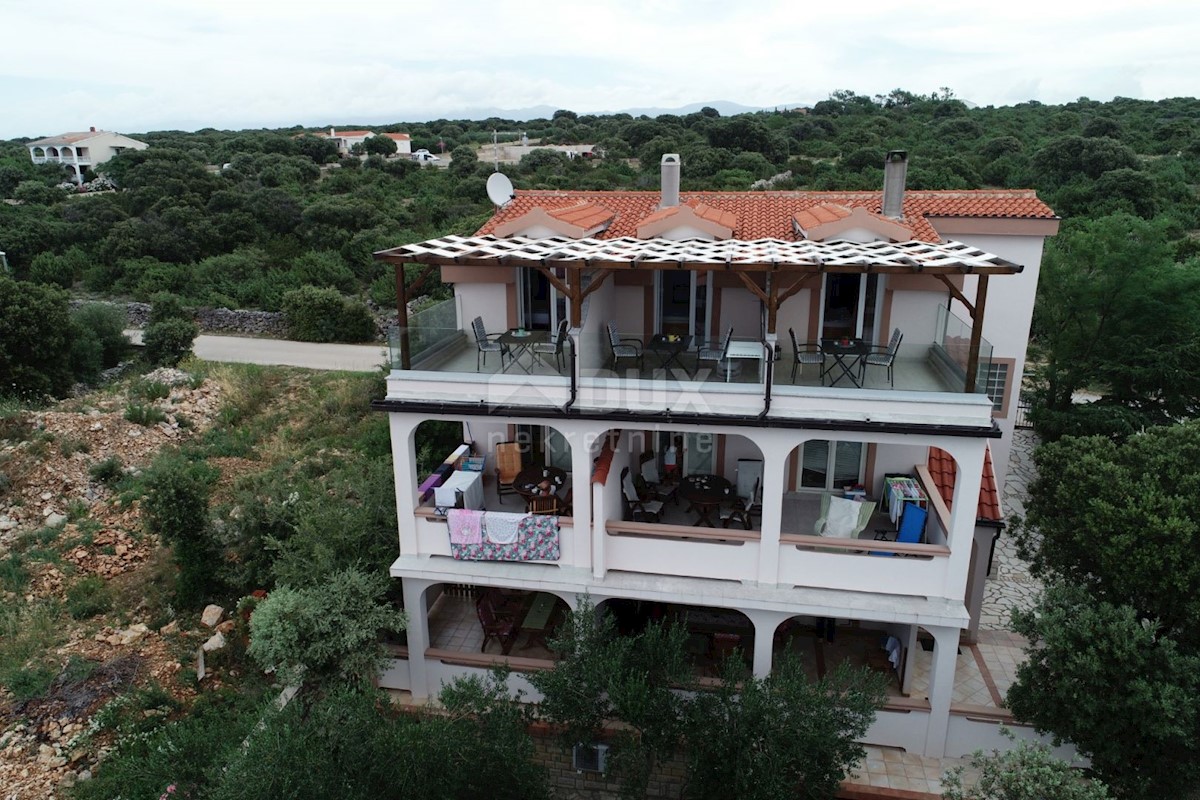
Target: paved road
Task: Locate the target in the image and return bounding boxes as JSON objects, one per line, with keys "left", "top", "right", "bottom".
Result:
{"left": 125, "top": 330, "right": 389, "bottom": 373}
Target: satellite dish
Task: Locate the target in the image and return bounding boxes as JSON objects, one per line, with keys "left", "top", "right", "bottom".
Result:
{"left": 486, "top": 172, "right": 515, "bottom": 208}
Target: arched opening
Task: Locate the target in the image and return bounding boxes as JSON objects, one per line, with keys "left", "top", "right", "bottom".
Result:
{"left": 425, "top": 582, "right": 571, "bottom": 662}
{"left": 410, "top": 419, "right": 576, "bottom": 515}
{"left": 773, "top": 615, "right": 910, "bottom": 699}
{"left": 596, "top": 598, "right": 753, "bottom": 678}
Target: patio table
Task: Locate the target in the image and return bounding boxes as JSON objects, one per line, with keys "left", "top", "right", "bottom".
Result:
{"left": 519, "top": 592, "right": 559, "bottom": 650}
{"left": 678, "top": 473, "right": 735, "bottom": 527}
{"left": 499, "top": 328, "right": 550, "bottom": 374}
{"left": 514, "top": 465, "right": 568, "bottom": 502}
{"left": 820, "top": 337, "right": 869, "bottom": 388}
{"left": 646, "top": 334, "right": 693, "bottom": 372}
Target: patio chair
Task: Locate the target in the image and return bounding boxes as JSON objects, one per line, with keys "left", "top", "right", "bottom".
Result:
{"left": 471, "top": 316, "right": 510, "bottom": 372}
{"left": 526, "top": 494, "right": 564, "bottom": 516}
{"left": 871, "top": 504, "right": 928, "bottom": 557}
{"left": 697, "top": 327, "right": 733, "bottom": 378}
{"left": 493, "top": 441, "right": 523, "bottom": 503}
{"left": 788, "top": 327, "right": 825, "bottom": 383}
{"left": 606, "top": 322, "right": 644, "bottom": 372}
{"left": 532, "top": 318, "right": 569, "bottom": 372}
{"left": 621, "top": 467, "right": 664, "bottom": 522}
{"left": 860, "top": 328, "right": 903, "bottom": 387}
{"left": 720, "top": 477, "right": 759, "bottom": 530}
{"left": 639, "top": 451, "right": 678, "bottom": 505}
{"left": 814, "top": 494, "right": 877, "bottom": 539}
{"left": 475, "top": 593, "right": 518, "bottom": 655}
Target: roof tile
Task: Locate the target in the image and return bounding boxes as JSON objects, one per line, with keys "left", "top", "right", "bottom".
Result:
{"left": 478, "top": 189, "right": 1056, "bottom": 243}
{"left": 927, "top": 447, "right": 1002, "bottom": 522}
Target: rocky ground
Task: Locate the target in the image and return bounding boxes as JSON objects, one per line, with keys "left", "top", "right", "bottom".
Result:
{"left": 979, "top": 428, "right": 1043, "bottom": 630}
{"left": 0, "top": 368, "right": 227, "bottom": 800}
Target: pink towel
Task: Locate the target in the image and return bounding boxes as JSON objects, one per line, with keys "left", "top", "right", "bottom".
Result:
{"left": 447, "top": 508, "right": 483, "bottom": 544}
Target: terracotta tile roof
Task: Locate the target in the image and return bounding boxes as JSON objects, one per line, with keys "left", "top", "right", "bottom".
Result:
{"left": 334, "top": 130, "right": 374, "bottom": 137}
{"left": 549, "top": 202, "right": 615, "bottom": 230}
{"left": 381, "top": 133, "right": 410, "bottom": 140}
{"left": 477, "top": 189, "right": 1056, "bottom": 243}
{"left": 793, "top": 203, "right": 852, "bottom": 230}
{"left": 692, "top": 201, "right": 739, "bottom": 230}
{"left": 927, "top": 447, "right": 1002, "bottom": 523}
{"left": 591, "top": 435, "right": 618, "bottom": 485}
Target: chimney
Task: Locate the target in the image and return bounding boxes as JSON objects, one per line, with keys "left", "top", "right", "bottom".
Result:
{"left": 89, "top": 126, "right": 96, "bottom": 132}
{"left": 659, "top": 153, "right": 681, "bottom": 208}
{"left": 330, "top": 126, "right": 336, "bottom": 137}
{"left": 882, "top": 150, "right": 908, "bottom": 219}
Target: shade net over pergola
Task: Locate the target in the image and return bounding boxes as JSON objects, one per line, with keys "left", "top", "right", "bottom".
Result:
{"left": 375, "top": 234, "right": 1022, "bottom": 275}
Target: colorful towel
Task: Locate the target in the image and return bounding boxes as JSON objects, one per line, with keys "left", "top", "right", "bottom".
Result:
{"left": 447, "top": 508, "right": 483, "bottom": 545}
{"left": 451, "top": 516, "right": 560, "bottom": 562}
{"left": 483, "top": 511, "right": 524, "bottom": 544}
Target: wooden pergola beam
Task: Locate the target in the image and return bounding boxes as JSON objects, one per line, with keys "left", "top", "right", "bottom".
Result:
{"left": 964, "top": 275, "right": 989, "bottom": 394}
{"left": 389, "top": 262, "right": 438, "bottom": 370}
{"left": 936, "top": 275, "right": 976, "bottom": 319}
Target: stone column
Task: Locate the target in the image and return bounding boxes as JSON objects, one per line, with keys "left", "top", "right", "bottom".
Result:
{"left": 401, "top": 578, "right": 432, "bottom": 701}
{"left": 923, "top": 624, "right": 961, "bottom": 757}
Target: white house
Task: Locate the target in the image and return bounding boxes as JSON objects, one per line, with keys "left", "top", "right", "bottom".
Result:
{"left": 379, "top": 132, "right": 412, "bottom": 155}
{"left": 316, "top": 127, "right": 376, "bottom": 154}
{"left": 372, "top": 152, "right": 1060, "bottom": 761}
{"left": 26, "top": 127, "right": 148, "bottom": 184}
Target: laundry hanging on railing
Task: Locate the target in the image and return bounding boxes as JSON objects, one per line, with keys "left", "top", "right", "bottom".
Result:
{"left": 448, "top": 511, "right": 560, "bottom": 562}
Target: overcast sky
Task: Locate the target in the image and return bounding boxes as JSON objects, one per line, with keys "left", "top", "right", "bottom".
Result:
{"left": 3, "top": 0, "right": 1198, "bottom": 140}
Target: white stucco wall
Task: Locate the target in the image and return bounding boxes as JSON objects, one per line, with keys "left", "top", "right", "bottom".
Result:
{"left": 454, "top": 283, "right": 508, "bottom": 334}
{"left": 718, "top": 286, "right": 761, "bottom": 341}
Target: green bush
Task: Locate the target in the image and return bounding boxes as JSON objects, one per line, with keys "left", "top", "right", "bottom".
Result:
{"left": 66, "top": 575, "right": 114, "bottom": 619}
{"left": 124, "top": 403, "right": 167, "bottom": 426}
{"left": 143, "top": 456, "right": 218, "bottom": 606}
{"left": 130, "top": 379, "right": 171, "bottom": 401}
{"left": 0, "top": 277, "right": 74, "bottom": 398}
{"left": 69, "top": 303, "right": 130, "bottom": 383}
{"left": 143, "top": 318, "right": 199, "bottom": 367}
{"left": 281, "top": 285, "right": 376, "bottom": 343}
{"left": 89, "top": 455, "right": 125, "bottom": 486}
{"left": 147, "top": 292, "right": 192, "bottom": 326}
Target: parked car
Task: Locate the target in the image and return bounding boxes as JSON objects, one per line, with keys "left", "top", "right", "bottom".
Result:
{"left": 412, "top": 149, "right": 441, "bottom": 162}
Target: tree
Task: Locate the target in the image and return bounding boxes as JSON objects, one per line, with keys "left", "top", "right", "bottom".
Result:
{"left": 69, "top": 303, "right": 129, "bottom": 382}
{"left": 684, "top": 656, "right": 885, "bottom": 800}
{"left": 529, "top": 599, "right": 691, "bottom": 800}
{"left": 941, "top": 733, "right": 1110, "bottom": 800}
{"left": 143, "top": 456, "right": 219, "bottom": 605}
{"left": 1006, "top": 424, "right": 1200, "bottom": 799}
{"left": 1006, "top": 586, "right": 1200, "bottom": 800}
{"left": 0, "top": 277, "right": 73, "bottom": 398}
{"left": 362, "top": 134, "right": 397, "bottom": 157}
{"left": 144, "top": 317, "right": 199, "bottom": 367}
{"left": 247, "top": 568, "right": 406, "bottom": 692}
{"left": 449, "top": 143, "right": 478, "bottom": 177}
{"left": 281, "top": 285, "right": 376, "bottom": 343}
{"left": 1029, "top": 213, "right": 1200, "bottom": 435}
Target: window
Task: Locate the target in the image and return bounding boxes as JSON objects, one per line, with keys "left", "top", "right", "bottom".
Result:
{"left": 799, "top": 440, "right": 863, "bottom": 490}
{"left": 979, "top": 362, "right": 1009, "bottom": 414}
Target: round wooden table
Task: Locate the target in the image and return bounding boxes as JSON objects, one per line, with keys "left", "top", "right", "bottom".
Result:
{"left": 514, "top": 466, "right": 568, "bottom": 503}
{"left": 678, "top": 474, "right": 735, "bottom": 527}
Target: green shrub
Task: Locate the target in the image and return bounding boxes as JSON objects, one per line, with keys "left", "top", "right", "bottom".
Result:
{"left": 125, "top": 403, "right": 167, "bottom": 426}
{"left": 281, "top": 285, "right": 376, "bottom": 343}
{"left": 66, "top": 575, "right": 114, "bottom": 619}
{"left": 89, "top": 455, "right": 125, "bottom": 486}
{"left": 130, "top": 379, "right": 171, "bottom": 401}
{"left": 143, "top": 456, "right": 218, "bottom": 606}
{"left": 147, "top": 292, "right": 193, "bottom": 327}
{"left": 59, "top": 435, "right": 90, "bottom": 456}
{"left": 0, "top": 553, "right": 29, "bottom": 593}
{"left": 28, "top": 251, "right": 76, "bottom": 288}
{"left": 73, "top": 303, "right": 130, "bottom": 367}
{"left": 143, "top": 318, "right": 199, "bottom": 367}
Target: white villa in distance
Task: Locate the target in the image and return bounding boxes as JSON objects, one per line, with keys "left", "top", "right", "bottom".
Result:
{"left": 372, "top": 152, "right": 1061, "bottom": 761}
{"left": 26, "top": 127, "right": 148, "bottom": 184}
{"left": 315, "top": 128, "right": 411, "bottom": 155}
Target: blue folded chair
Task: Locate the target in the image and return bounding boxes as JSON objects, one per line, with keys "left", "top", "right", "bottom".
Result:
{"left": 870, "top": 504, "right": 927, "bottom": 557}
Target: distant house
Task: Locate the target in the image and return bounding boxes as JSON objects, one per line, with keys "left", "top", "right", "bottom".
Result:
{"left": 316, "top": 128, "right": 376, "bottom": 155}
{"left": 26, "top": 127, "right": 148, "bottom": 184}
{"left": 379, "top": 132, "right": 412, "bottom": 155}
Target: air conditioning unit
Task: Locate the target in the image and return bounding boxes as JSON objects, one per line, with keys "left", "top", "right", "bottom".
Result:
{"left": 572, "top": 742, "right": 609, "bottom": 773}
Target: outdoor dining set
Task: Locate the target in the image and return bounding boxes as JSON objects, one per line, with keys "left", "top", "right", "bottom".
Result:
{"left": 621, "top": 459, "right": 759, "bottom": 530}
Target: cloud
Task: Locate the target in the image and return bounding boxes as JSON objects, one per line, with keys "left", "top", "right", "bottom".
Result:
{"left": 1, "top": 0, "right": 1198, "bottom": 137}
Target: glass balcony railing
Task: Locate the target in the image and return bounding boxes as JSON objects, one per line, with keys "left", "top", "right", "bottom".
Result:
{"left": 929, "top": 305, "right": 993, "bottom": 396}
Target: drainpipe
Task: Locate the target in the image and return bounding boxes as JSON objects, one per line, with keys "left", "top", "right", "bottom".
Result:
{"left": 562, "top": 330, "right": 578, "bottom": 413}
{"left": 759, "top": 341, "right": 774, "bottom": 419}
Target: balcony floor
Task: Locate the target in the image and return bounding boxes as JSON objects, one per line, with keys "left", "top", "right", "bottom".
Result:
{"left": 408, "top": 338, "right": 960, "bottom": 393}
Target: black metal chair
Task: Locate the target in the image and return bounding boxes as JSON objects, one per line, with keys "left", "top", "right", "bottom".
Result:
{"left": 533, "top": 318, "right": 569, "bottom": 372}
{"left": 860, "top": 328, "right": 903, "bottom": 387}
{"left": 471, "top": 316, "right": 510, "bottom": 372}
{"left": 606, "top": 322, "right": 643, "bottom": 372}
{"left": 788, "top": 327, "right": 825, "bottom": 383}
{"left": 697, "top": 327, "right": 733, "bottom": 378}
